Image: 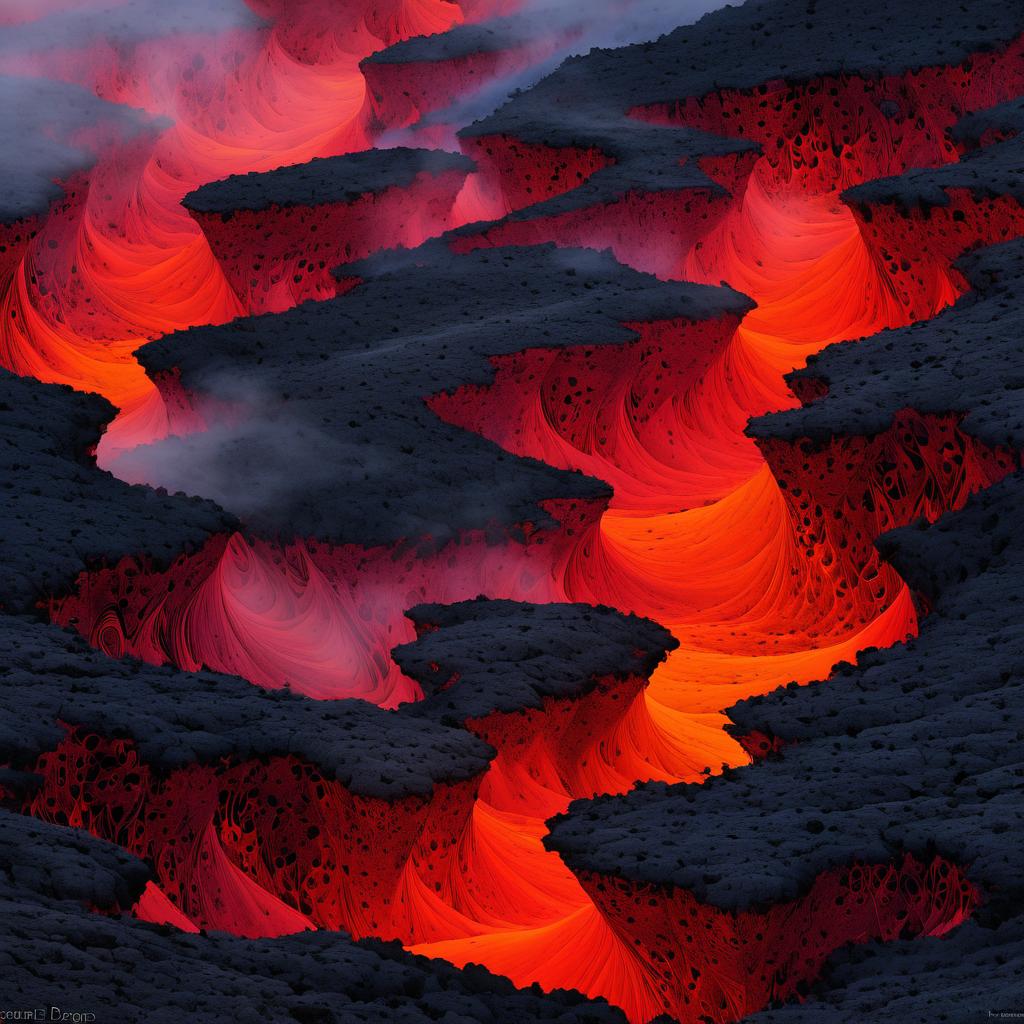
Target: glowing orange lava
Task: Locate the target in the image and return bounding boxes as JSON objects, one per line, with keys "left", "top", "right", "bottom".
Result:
{"left": 6, "top": 6, "right": 1024, "bottom": 1023}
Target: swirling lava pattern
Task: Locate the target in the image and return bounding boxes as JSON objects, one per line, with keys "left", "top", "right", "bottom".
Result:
{"left": 9, "top": 5, "right": 1024, "bottom": 1023}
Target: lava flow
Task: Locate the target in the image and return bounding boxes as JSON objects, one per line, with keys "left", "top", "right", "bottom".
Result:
{"left": 4, "top": 3, "right": 1024, "bottom": 1024}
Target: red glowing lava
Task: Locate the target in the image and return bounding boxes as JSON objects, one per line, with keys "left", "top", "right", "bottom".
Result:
{"left": 5, "top": 5, "right": 1024, "bottom": 1024}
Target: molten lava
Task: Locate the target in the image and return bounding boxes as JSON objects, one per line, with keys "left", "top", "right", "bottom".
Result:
{"left": 5, "top": 4, "right": 1024, "bottom": 1024}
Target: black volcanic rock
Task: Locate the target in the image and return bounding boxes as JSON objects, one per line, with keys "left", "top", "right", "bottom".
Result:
{"left": 747, "top": 919, "right": 1024, "bottom": 1024}
{"left": 453, "top": 0, "right": 1024, "bottom": 240}
{"left": 0, "top": 371, "right": 234, "bottom": 613}
{"left": 0, "top": 811, "right": 627, "bottom": 1024}
{"left": 747, "top": 237, "right": 1024, "bottom": 449}
{"left": 845, "top": 97, "right": 1024, "bottom": 210}
{"left": 740, "top": 480, "right": 1024, "bottom": 1024}
{"left": 133, "top": 243, "right": 749, "bottom": 546}
{"left": 0, "top": 614, "right": 490, "bottom": 800}
{"left": 0, "top": 597, "right": 674, "bottom": 800}
{"left": 0, "top": 808, "right": 150, "bottom": 911}
{"left": 0, "top": 76, "right": 151, "bottom": 225}
{"left": 183, "top": 148, "right": 475, "bottom": 215}
{"left": 456, "top": 117, "right": 754, "bottom": 226}
{"left": 547, "top": 469, "right": 1024, "bottom": 910}
{"left": 471, "top": 0, "right": 1024, "bottom": 137}
{"left": 395, "top": 597, "right": 678, "bottom": 724}
{"left": 364, "top": 13, "right": 545, "bottom": 64}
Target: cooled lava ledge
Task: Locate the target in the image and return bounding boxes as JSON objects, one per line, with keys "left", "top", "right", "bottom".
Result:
{"left": 130, "top": 243, "right": 749, "bottom": 545}
{"left": 397, "top": 597, "right": 676, "bottom": 725}
{"left": 444, "top": 0, "right": 1024, "bottom": 277}
{"left": 548, "top": 475, "right": 1024, "bottom": 905}
{"left": 738, "top": 471, "right": 1024, "bottom": 1022}
{"left": 184, "top": 149, "right": 474, "bottom": 215}
{"left": 0, "top": 811, "right": 626, "bottom": 1024}
{"left": 0, "top": 371, "right": 233, "bottom": 613}
{"left": 3, "top": 593, "right": 674, "bottom": 942}
{"left": 182, "top": 148, "right": 475, "bottom": 312}
{"left": 0, "top": 614, "right": 490, "bottom": 798}
{"left": 0, "top": 371, "right": 677, "bottom": 946}
{"left": 546, "top": 479, "right": 1024, "bottom": 1022}
{"left": 751, "top": 239, "right": 1024, "bottom": 450}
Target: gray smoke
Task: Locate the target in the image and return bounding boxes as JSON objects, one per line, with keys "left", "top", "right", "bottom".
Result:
{"left": 0, "top": 0, "right": 258, "bottom": 224}
{"left": 388, "top": 0, "right": 730, "bottom": 139}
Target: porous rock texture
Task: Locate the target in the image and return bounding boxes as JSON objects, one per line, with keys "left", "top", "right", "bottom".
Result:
{"left": 448, "top": 0, "right": 1024, "bottom": 275}
{"left": 750, "top": 240, "right": 1024, "bottom": 450}
{"left": 184, "top": 148, "right": 475, "bottom": 215}
{"left": 397, "top": 597, "right": 677, "bottom": 725}
{"left": 0, "top": 810, "right": 626, "bottom": 1024}
{"left": 3, "top": 0, "right": 1024, "bottom": 1017}
{"left": 182, "top": 148, "right": 476, "bottom": 310}
{"left": 0, "top": 370, "right": 234, "bottom": 613}
{"left": 543, "top": 98, "right": 1024, "bottom": 1023}
{"left": 133, "top": 243, "right": 748, "bottom": 545}
{"left": 0, "top": 613, "right": 490, "bottom": 799}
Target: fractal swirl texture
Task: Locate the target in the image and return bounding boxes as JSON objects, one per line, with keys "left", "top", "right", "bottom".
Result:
{"left": 1, "top": 0, "right": 1024, "bottom": 1021}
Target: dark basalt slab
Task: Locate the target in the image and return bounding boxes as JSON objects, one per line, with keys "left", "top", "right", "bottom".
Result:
{"left": 547, "top": 469, "right": 1024, "bottom": 913}
{"left": 183, "top": 148, "right": 475, "bottom": 215}
{"left": 455, "top": 118, "right": 754, "bottom": 225}
{"left": 0, "top": 614, "right": 490, "bottom": 800}
{"left": 134, "top": 243, "right": 749, "bottom": 547}
{"left": 471, "top": 0, "right": 1024, "bottom": 140}
{"left": 0, "top": 371, "right": 234, "bottom": 613}
{"left": 844, "top": 97, "right": 1024, "bottom": 210}
{"left": 0, "top": 596, "right": 673, "bottom": 800}
{"left": 363, "top": 14, "right": 545, "bottom": 64}
{"left": 445, "top": 0, "right": 1024, "bottom": 267}
{"left": 0, "top": 76, "right": 151, "bottom": 225}
{"left": 748, "top": 238, "right": 1024, "bottom": 450}
{"left": 0, "top": 810, "right": 627, "bottom": 1024}
{"left": 395, "top": 597, "right": 678, "bottom": 725}
{"left": 747, "top": 919, "right": 1024, "bottom": 1023}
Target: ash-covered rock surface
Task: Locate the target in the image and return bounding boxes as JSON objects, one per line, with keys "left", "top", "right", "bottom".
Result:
{"left": 0, "top": 371, "right": 234, "bottom": 613}
{"left": 364, "top": 12, "right": 546, "bottom": 64}
{"left": 0, "top": 614, "right": 490, "bottom": 800}
{"left": 547, "top": 464, "right": 1024, "bottom": 1012}
{"left": 747, "top": 238, "right": 1024, "bottom": 448}
{"left": 395, "top": 597, "right": 677, "bottom": 724}
{"left": 746, "top": 919, "right": 1024, "bottom": 1023}
{"left": 0, "top": 810, "right": 627, "bottom": 1024}
{"left": 0, "top": 596, "right": 675, "bottom": 800}
{"left": 183, "top": 147, "right": 474, "bottom": 215}
{"left": 134, "top": 243, "right": 748, "bottom": 546}
{"left": 454, "top": 0, "right": 1024, "bottom": 233}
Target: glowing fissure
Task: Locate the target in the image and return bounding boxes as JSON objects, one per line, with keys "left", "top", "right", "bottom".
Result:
{"left": 5, "top": 7, "right": 1024, "bottom": 1023}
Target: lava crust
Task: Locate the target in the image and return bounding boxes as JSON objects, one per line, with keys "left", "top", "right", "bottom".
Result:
{"left": 184, "top": 148, "right": 475, "bottom": 311}
{"left": 1, "top": 810, "right": 627, "bottom": 1023}
{"left": 3, "top": 0, "right": 1024, "bottom": 1019}
{"left": 128, "top": 242, "right": 747, "bottom": 545}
